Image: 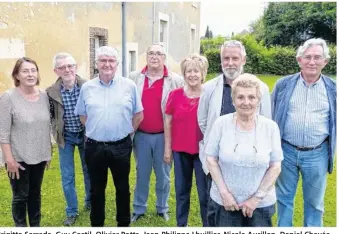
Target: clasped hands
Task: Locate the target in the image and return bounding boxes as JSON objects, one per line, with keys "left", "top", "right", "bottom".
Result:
{"left": 221, "top": 191, "right": 261, "bottom": 218}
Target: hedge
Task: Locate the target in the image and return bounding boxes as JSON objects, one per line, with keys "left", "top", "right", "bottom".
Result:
{"left": 203, "top": 34, "right": 336, "bottom": 75}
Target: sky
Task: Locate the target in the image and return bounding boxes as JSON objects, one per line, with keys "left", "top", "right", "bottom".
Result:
{"left": 200, "top": 1, "right": 267, "bottom": 37}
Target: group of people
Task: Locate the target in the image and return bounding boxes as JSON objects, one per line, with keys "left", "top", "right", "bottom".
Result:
{"left": 0, "top": 37, "right": 336, "bottom": 228}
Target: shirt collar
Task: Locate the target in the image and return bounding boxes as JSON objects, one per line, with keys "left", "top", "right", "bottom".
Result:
{"left": 141, "top": 65, "right": 169, "bottom": 77}
{"left": 299, "top": 72, "right": 323, "bottom": 87}
{"left": 98, "top": 75, "right": 116, "bottom": 86}
{"left": 61, "top": 80, "right": 78, "bottom": 93}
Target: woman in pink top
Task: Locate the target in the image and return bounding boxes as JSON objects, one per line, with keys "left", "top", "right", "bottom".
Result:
{"left": 164, "top": 54, "right": 209, "bottom": 227}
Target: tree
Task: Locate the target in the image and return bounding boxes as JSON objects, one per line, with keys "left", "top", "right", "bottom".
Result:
{"left": 249, "top": 16, "right": 265, "bottom": 42}
{"left": 204, "top": 25, "right": 213, "bottom": 38}
{"left": 260, "top": 2, "right": 336, "bottom": 46}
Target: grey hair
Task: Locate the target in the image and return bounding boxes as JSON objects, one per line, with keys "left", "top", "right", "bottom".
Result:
{"left": 296, "top": 38, "right": 330, "bottom": 59}
{"left": 220, "top": 40, "right": 247, "bottom": 58}
{"left": 53, "top": 52, "right": 76, "bottom": 68}
{"left": 147, "top": 43, "right": 166, "bottom": 57}
{"left": 95, "top": 46, "right": 120, "bottom": 63}
{"left": 231, "top": 73, "right": 262, "bottom": 102}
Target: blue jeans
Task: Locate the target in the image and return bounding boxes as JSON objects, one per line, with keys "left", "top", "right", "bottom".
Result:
{"left": 58, "top": 130, "right": 91, "bottom": 217}
{"left": 132, "top": 131, "right": 171, "bottom": 214}
{"left": 173, "top": 152, "right": 208, "bottom": 227}
{"left": 276, "top": 141, "right": 328, "bottom": 227}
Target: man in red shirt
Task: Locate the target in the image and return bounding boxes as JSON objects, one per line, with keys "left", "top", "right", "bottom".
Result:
{"left": 129, "top": 44, "right": 184, "bottom": 222}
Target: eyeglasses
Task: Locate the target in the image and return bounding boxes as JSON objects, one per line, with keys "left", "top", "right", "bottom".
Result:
{"left": 147, "top": 51, "right": 164, "bottom": 57}
{"left": 56, "top": 64, "right": 76, "bottom": 71}
{"left": 98, "top": 59, "right": 117, "bottom": 64}
{"left": 232, "top": 114, "right": 259, "bottom": 168}
{"left": 302, "top": 55, "right": 324, "bottom": 62}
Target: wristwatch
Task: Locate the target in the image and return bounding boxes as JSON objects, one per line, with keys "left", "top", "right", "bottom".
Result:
{"left": 254, "top": 190, "right": 266, "bottom": 200}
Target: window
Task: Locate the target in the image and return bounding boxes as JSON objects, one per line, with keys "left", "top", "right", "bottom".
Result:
{"left": 160, "top": 20, "right": 167, "bottom": 43}
{"left": 158, "top": 12, "right": 169, "bottom": 53}
{"left": 89, "top": 27, "right": 108, "bottom": 79}
{"left": 191, "top": 29, "right": 196, "bottom": 53}
{"left": 129, "top": 51, "right": 136, "bottom": 73}
{"left": 190, "top": 24, "right": 196, "bottom": 53}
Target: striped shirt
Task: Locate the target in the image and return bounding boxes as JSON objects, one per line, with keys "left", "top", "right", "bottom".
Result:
{"left": 283, "top": 74, "right": 329, "bottom": 147}
{"left": 61, "top": 82, "right": 84, "bottom": 133}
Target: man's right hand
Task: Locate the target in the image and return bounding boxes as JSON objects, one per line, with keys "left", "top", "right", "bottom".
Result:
{"left": 163, "top": 151, "right": 173, "bottom": 164}
{"left": 6, "top": 158, "right": 25, "bottom": 180}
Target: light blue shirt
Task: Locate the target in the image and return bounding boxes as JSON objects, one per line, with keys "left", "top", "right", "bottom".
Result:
{"left": 283, "top": 74, "right": 329, "bottom": 147}
{"left": 74, "top": 75, "right": 143, "bottom": 141}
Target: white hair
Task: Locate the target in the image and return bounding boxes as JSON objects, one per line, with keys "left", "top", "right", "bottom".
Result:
{"left": 296, "top": 38, "right": 330, "bottom": 59}
{"left": 220, "top": 40, "right": 247, "bottom": 58}
{"left": 95, "top": 46, "right": 120, "bottom": 63}
{"left": 53, "top": 52, "right": 76, "bottom": 68}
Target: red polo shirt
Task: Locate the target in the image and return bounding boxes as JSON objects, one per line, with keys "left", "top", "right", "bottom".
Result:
{"left": 165, "top": 88, "right": 203, "bottom": 154}
{"left": 138, "top": 66, "right": 168, "bottom": 133}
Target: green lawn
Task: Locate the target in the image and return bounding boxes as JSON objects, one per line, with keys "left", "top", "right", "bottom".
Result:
{"left": 0, "top": 73, "right": 336, "bottom": 227}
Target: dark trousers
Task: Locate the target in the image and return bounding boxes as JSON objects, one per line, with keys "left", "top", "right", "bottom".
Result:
{"left": 173, "top": 152, "right": 208, "bottom": 227}
{"left": 8, "top": 161, "right": 46, "bottom": 227}
{"left": 208, "top": 199, "right": 275, "bottom": 227}
{"left": 85, "top": 136, "right": 132, "bottom": 227}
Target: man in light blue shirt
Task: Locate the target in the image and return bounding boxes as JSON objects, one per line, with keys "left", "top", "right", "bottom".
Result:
{"left": 272, "top": 38, "right": 336, "bottom": 227}
{"left": 74, "top": 46, "right": 143, "bottom": 227}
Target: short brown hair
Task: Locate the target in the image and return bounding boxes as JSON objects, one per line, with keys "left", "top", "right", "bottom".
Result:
{"left": 12, "top": 57, "right": 40, "bottom": 87}
{"left": 180, "top": 54, "right": 209, "bottom": 82}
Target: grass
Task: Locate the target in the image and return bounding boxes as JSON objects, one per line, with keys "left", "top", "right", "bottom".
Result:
{"left": 0, "top": 73, "right": 336, "bottom": 227}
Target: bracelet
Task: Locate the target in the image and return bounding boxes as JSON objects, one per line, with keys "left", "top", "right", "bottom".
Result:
{"left": 254, "top": 190, "right": 266, "bottom": 200}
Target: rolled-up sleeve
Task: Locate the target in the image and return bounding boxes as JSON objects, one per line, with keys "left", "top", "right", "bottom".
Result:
{"left": 74, "top": 86, "right": 86, "bottom": 116}
{"left": 0, "top": 93, "right": 12, "bottom": 144}
{"left": 204, "top": 117, "right": 222, "bottom": 158}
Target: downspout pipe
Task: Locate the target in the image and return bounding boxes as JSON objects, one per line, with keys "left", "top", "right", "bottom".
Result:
{"left": 122, "top": 2, "right": 127, "bottom": 77}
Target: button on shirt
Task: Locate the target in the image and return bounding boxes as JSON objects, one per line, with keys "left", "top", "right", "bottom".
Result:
{"left": 61, "top": 82, "right": 84, "bottom": 133}
{"left": 74, "top": 76, "right": 143, "bottom": 141}
{"left": 283, "top": 74, "right": 330, "bottom": 147}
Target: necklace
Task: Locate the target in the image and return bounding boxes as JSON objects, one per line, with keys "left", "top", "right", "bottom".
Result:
{"left": 233, "top": 113, "right": 258, "bottom": 154}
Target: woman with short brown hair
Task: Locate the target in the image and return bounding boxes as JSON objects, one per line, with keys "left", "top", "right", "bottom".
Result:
{"left": 0, "top": 57, "right": 51, "bottom": 227}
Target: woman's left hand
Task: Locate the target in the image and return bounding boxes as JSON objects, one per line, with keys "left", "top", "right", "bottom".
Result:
{"left": 238, "top": 197, "right": 261, "bottom": 218}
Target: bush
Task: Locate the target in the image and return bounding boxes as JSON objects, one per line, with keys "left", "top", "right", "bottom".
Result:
{"left": 201, "top": 34, "right": 337, "bottom": 75}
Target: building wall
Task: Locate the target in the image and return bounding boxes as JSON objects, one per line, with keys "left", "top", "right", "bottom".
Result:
{"left": 128, "top": 2, "right": 200, "bottom": 72}
{"left": 0, "top": 2, "right": 200, "bottom": 93}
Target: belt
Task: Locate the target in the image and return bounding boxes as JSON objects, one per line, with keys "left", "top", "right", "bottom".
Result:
{"left": 282, "top": 139, "right": 327, "bottom": 151}
{"left": 86, "top": 135, "right": 129, "bottom": 145}
{"left": 137, "top": 129, "right": 164, "bottom": 134}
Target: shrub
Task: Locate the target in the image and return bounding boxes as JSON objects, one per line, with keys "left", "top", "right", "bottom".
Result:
{"left": 202, "top": 34, "right": 337, "bottom": 75}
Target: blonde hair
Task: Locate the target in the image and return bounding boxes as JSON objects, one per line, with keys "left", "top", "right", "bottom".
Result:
{"left": 231, "top": 73, "right": 262, "bottom": 102}
{"left": 180, "top": 54, "right": 209, "bottom": 82}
